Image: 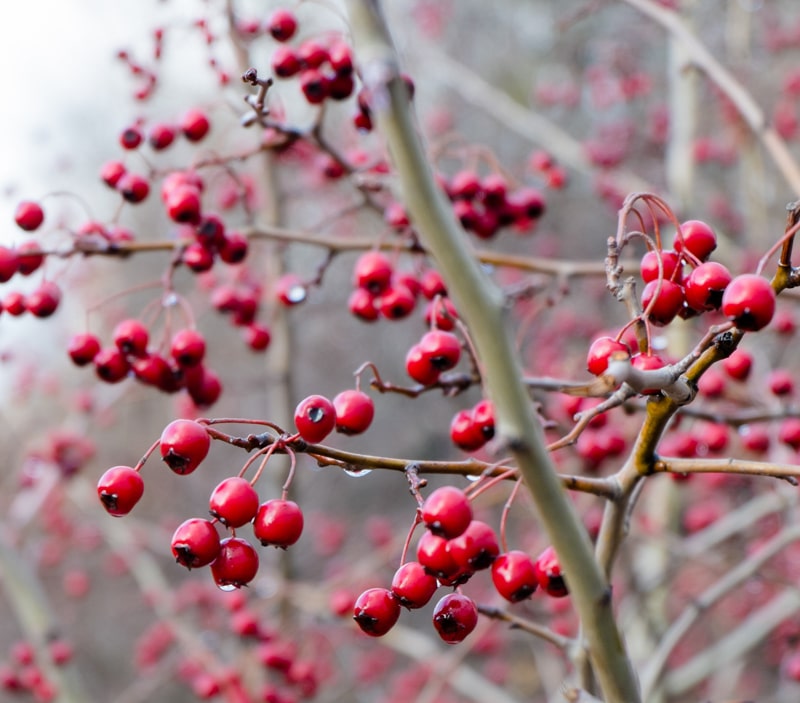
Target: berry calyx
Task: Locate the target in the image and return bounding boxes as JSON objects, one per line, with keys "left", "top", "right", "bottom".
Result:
{"left": 253, "top": 499, "right": 304, "bottom": 548}
{"left": 721, "top": 274, "right": 776, "bottom": 331}
{"left": 491, "top": 550, "right": 539, "bottom": 602}
{"left": 211, "top": 537, "right": 259, "bottom": 589}
{"left": 294, "top": 394, "right": 336, "bottom": 444}
{"left": 97, "top": 466, "right": 144, "bottom": 516}
{"left": 209, "top": 477, "right": 260, "bottom": 528}
{"left": 333, "top": 390, "right": 375, "bottom": 435}
{"left": 353, "top": 588, "right": 400, "bottom": 637}
{"left": 421, "top": 486, "right": 472, "bottom": 539}
{"left": 432, "top": 593, "right": 478, "bottom": 644}
{"left": 171, "top": 518, "right": 221, "bottom": 568}
{"left": 159, "top": 419, "right": 211, "bottom": 475}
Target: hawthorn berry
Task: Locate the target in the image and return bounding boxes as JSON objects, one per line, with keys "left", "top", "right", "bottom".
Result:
{"left": 275, "top": 274, "right": 307, "bottom": 306}
{"left": 218, "top": 231, "right": 249, "bottom": 264}
{"left": 271, "top": 46, "right": 302, "bottom": 78}
{"left": 181, "top": 108, "right": 210, "bottom": 141}
{"left": 432, "top": 593, "right": 478, "bottom": 644}
{"left": 299, "top": 69, "right": 329, "bottom": 104}
{"left": 94, "top": 348, "right": 131, "bottom": 383}
{"left": 449, "top": 409, "right": 485, "bottom": 451}
{"left": 721, "top": 274, "right": 776, "bottom": 331}
{"left": 148, "top": 123, "right": 176, "bottom": 150}
{"left": 640, "top": 249, "right": 682, "bottom": 284}
{"left": 100, "top": 160, "right": 126, "bottom": 188}
{"left": 353, "top": 588, "right": 400, "bottom": 637}
{"left": 491, "top": 550, "right": 539, "bottom": 602}
{"left": 379, "top": 284, "right": 416, "bottom": 320}
{"left": 348, "top": 288, "right": 379, "bottom": 322}
{"left": 132, "top": 353, "right": 174, "bottom": 388}
{"left": 68, "top": 333, "right": 101, "bottom": 366}
{"left": 253, "top": 499, "right": 304, "bottom": 548}
{"left": 533, "top": 546, "right": 568, "bottom": 597}
{"left": 391, "top": 562, "right": 438, "bottom": 609}
{"left": 415, "top": 530, "right": 464, "bottom": 582}
{"left": 243, "top": 323, "right": 271, "bottom": 351}
{"left": 0, "top": 246, "right": 19, "bottom": 282}
{"left": 16, "top": 241, "right": 45, "bottom": 275}
{"left": 641, "top": 279, "right": 685, "bottom": 326}
{"left": 185, "top": 365, "right": 223, "bottom": 407}
{"left": 266, "top": 8, "right": 298, "bottom": 42}
{"left": 297, "top": 40, "right": 328, "bottom": 68}
{"left": 209, "top": 477, "right": 260, "bottom": 528}
{"left": 421, "top": 486, "right": 472, "bottom": 539}
{"left": 294, "top": 394, "right": 336, "bottom": 444}
{"left": 117, "top": 172, "right": 150, "bottom": 203}
{"left": 417, "top": 330, "right": 461, "bottom": 371}
{"left": 14, "top": 201, "right": 44, "bottom": 231}
{"left": 26, "top": 282, "right": 61, "bottom": 318}
{"left": 684, "top": 261, "right": 732, "bottom": 312}
{"left": 97, "top": 465, "right": 144, "bottom": 516}
{"left": 113, "top": 318, "right": 149, "bottom": 356}
{"left": 333, "top": 390, "right": 374, "bottom": 435}
{"left": 587, "top": 336, "right": 630, "bottom": 376}
{"left": 171, "top": 518, "right": 221, "bottom": 569}
{"left": 165, "top": 186, "right": 202, "bottom": 224}
{"left": 674, "top": 219, "right": 717, "bottom": 262}
{"left": 353, "top": 251, "right": 394, "bottom": 294}
{"left": 170, "top": 329, "right": 206, "bottom": 368}
{"left": 211, "top": 537, "right": 259, "bottom": 589}
{"left": 159, "top": 419, "right": 211, "bottom": 475}
{"left": 119, "top": 125, "right": 143, "bottom": 149}
{"left": 183, "top": 242, "right": 216, "bottom": 273}
{"left": 447, "top": 520, "right": 499, "bottom": 571}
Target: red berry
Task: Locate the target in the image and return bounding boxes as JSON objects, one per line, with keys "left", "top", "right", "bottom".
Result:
{"left": 113, "top": 318, "right": 149, "bottom": 356}
{"left": 271, "top": 46, "right": 302, "bottom": 78}
{"left": 171, "top": 518, "right": 221, "bottom": 568}
{"left": 353, "top": 588, "right": 400, "bottom": 637}
{"left": 254, "top": 499, "right": 304, "bottom": 548}
{"left": 674, "top": 220, "right": 717, "bottom": 262}
{"left": 333, "top": 390, "right": 375, "bottom": 435}
{"left": 0, "top": 246, "right": 19, "bottom": 282}
{"left": 181, "top": 108, "right": 210, "bottom": 141}
{"left": 421, "top": 486, "right": 472, "bottom": 539}
{"left": 379, "top": 284, "right": 416, "bottom": 320}
{"left": 297, "top": 40, "right": 328, "bottom": 68}
{"left": 348, "top": 288, "right": 379, "bottom": 322}
{"left": 94, "top": 347, "right": 131, "bottom": 383}
{"left": 97, "top": 466, "right": 144, "bottom": 516}
{"left": 449, "top": 409, "right": 485, "bottom": 451}
{"left": 416, "top": 530, "right": 464, "bottom": 582}
{"left": 299, "top": 69, "right": 329, "bottom": 104}
{"left": 159, "top": 419, "right": 211, "bottom": 475}
{"left": 211, "top": 537, "right": 259, "bottom": 589}
{"left": 183, "top": 242, "right": 216, "bottom": 273}
{"left": 721, "top": 274, "right": 776, "bottom": 331}
{"left": 491, "top": 550, "right": 539, "bottom": 602}
{"left": 684, "top": 261, "right": 732, "bottom": 312}
{"left": 449, "top": 170, "right": 481, "bottom": 200}
{"left": 391, "top": 562, "right": 438, "bottom": 609}
{"left": 417, "top": 330, "right": 461, "bottom": 371}
{"left": 353, "top": 251, "right": 394, "bottom": 294}
{"left": 100, "top": 160, "right": 127, "bottom": 188}
{"left": 275, "top": 274, "right": 307, "bottom": 306}
{"left": 68, "top": 333, "right": 101, "bottom": 366}
{"left": 243, "top": 323, "right": 271, "bottom": 351}
{"left": 447, "top": 520, "right": 499, "bottom": 571}
{"left": 266, "top": 8, "right": 297, "bottom": 42}
{"left": 424, "top": 297, "right": 459, "bottom": 331}
{"left": 185, "top": 365, "right": 223, "bottom": 407}
{"left": 533, "top": 546, "right": 568, "bottom": 597}
{"left": 119, "top": 126, "right": 143, "bottom": 149}
{"left": 209, "top": 477, "right": 259, "bottom": 528}
{"left": 14, "top": 201, "right": 44, "bottom": 231}
{"left": 26, "top": 281, "right": 61, "bottom": 318}
{"left": 768, "top": 368, "right": 794, "bottom": 396}
{"left": 329, "top": 41, "right": 353, "bottom": 75}
{"left": 639, "top": 249, "right": 682, "bottom": 284}
{"left": 170, "top": 329, "right": 206, "bottom": 368}
{"left": 420, "top": 269, "right": 447, "bottom": 299}
{"left": 641, "top": 279, "right": 685, "bottom": 326}
{"left": 166, "top": 186, "right": 202, "bottom": 224}
{"left": 148, "top": 123, "right": 177, "bottom": 150}
{"left": 117, "top": 172, "right": 150, "bottom": 203}
{"left": 294, "top": 394, "right": 336, "bottom": 444}
{"left": 432, "top": 593, "right": 478, "bottom": 644}
{"left": 195, "top": 214, "right": 226, "bottom": 247}
{"left": 722, "top": 348, "right": 752, "bottom": 381}
{"left": 219, "top": 231, "right": 249, "bottom": 264}
{"left": 587, "top": 336, "right": 630, "bottom": 376}
{"left": 16, "top": 241, "right": 45, "bottom": 275}
{"left": 132, "top": 353, "right": 174, "bottom": 388}
{"left": 630, "top": 353, "right": 666, "bottom": 395}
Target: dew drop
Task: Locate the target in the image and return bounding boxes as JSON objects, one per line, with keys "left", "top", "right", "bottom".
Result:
{"left": 286, "top": 284, "right": 307, "bottom": 303}
{"left": 217, "top": 583, "right": 239, "bottom": 592}
{"left": 162, "top": 292, "right": 179, "bottom": 307}
{"left": 343, "top": 466, "right": 372, "bottom": 478}
{"left": 465, "top": 473, "right": 481, "bottom": 482}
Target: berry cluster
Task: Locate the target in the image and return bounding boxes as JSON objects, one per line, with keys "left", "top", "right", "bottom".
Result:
{"left": 268, "top": 8, "right": 355, "bottom": 105}
{"left": 68, "top": 321, "right": 222, "bottom": 406}
{"left": 0, "top": 639, "right": 73, "bottom": 702}
{"left": 352, "top": 486, "right": 568, "bottom": 645}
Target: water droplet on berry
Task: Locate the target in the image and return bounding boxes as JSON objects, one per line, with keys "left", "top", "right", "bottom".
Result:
{"left": 465, "top": 473, "right": 481, "bottom": 482}
{"left": 162, "top": 292, "right": 179, "bottom": 307}
{"left": 343, "top": 466, "right": 372, "bottom": 478}
{"left": 286, "top": 284, "right": 307, "bottom": 303}
{"left": 217, "top": 583, "right": 239, "bottom": 592}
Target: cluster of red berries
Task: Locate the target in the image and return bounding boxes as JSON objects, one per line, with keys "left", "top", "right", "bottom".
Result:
{"left": 267, "top": 8, "right": 355, "bottom": 105}
{"left": 68, "top": 321, "right": 222, "bottom": 406}
{"left": 117, "top": 108, "right": 211, "bottom": 153}
{"left": 449, "top": 399, "right": 495, "bottom": 452}
{"left": 293, "top": 390, "right": 375, "bottom": 443}
{"left": 348, "top": 251, "right": 457, "bottom": 327}
{"left": 528, "top": 149, "right": 569, "bottom": 189}
{"left": 97, "top": 419, "right": 305, "bottom": 591}
{"left": 442, "top": 168, "right": 547, "bottom": 239}
{"left": 405, "top": 329, "right": 462, "bottom": 386}
{"left": 208, "top": 276, "right": 272, "bottom": 352}
{"left": 0, "top": 639, "right": 73, "bottom": 701}
{"left": 352, "top": 486, "right": 568, "bottom": 645}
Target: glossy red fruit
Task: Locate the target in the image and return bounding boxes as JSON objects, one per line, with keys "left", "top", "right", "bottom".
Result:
{"left": 630, "top": 353, "right": 666, "bottom": 395}
{"left": 328, "top": 40, "right": 354, "bottom": 75}
{"left": 117, "top": 172, "right": 150, "bottom": 203}
{"left": 14, "top": 201, "right": 44, "bottom": 231}
{"left": 432, "top": 593, "right": 478, "bottom": 644}
{"left": 26, "top": 281, "right": 61, "bottom": 318}
{"left": 0, "top": 246, "right": 19, "bottom": 282}
{"left": 132, "top": 353, "right": 174, "bottom": 388}
{"left": 275, "top": 274, "right": 307, "bottom": 306}
{"left": 16, "top": 241, "right": 45, "bottom": 275}
{"left": 100, "top": 160, "right": 126, "bottom": 188}
{"left": 159, "top": 419, "right": 211, "bottom": 475}
{"left": 674, "top": 220, "right": 717, "bottom": 262}
{"left": 449, "top": 409, "right": 485, "bottom": 451}
{"left": 415, "top": 530, "right": 461, "bottom": 581}
{"left": 94, "top": 348, "right": 131, "bottom": 383}
{"left": 447, "top": 520, "right": 499, "bottom": 571}
{"left": 768, "top": 369, "right": 794, "bottom": 396}
{"left": 266, "top": 8, "right": 298, "bottom": 42}
{"left": 97, "top": 466, "right": 144, "bottom": 516}
{"left": 181, "top": 108, "right": 210, "bottom": 141}
{"left": 211, "top": 537, "right": 259, "bottom": 589}
{"left": 586, "top": 336, "right": 630, "bottom": 376}
{"left": 209, "top": 477, "right": 260, "bottom": 528}
{"left": 353, "top": 588, "right": 401, "bottom": 637}
{"left": 243, "top": 323, "right": 271, "bottom": 351}
{"left": 421, "top": 486, "right": 472, "bottom": 539}
{"left": 113, "top": 319, "right": 149, "bottom": 356}
{"left": 390, "top": 562, "right": 438, "bottom": 609}
{"left": 721, "top": 274, "right": 776, "bottom": 331}
{"left": 185, "top": 365, "right": 223, "bottom": 407}
{"left": 170, "top": 329, "right": 206, "bottom": 368}
{"left": 68, "top": 333, "right": 101, "bottom": 366}
{"left": 183, "top": 242, "right": 216, "bottom": 273}
{"left": 148, "top": 123, "right": 176, "bottom": 150}
{"left": 333, "top": 390, "right": 374, "bottom": 435}
{"left": 294, "top": 394, "right": 336, "bottom": 444}
{"left": 253, "top": 499, "right": 304, "bottom": 548}
{"left": 639, "top": 249, "right": 682, "bottom": 284}
{"left": 348, "top": 287, "right": 379, "bottom": 322}
{"left": 271, "top": 45, "right": 302, "bottom": 78}
{"left": 533, "top": 546, "right": 568, "bottom": 597}
{"left": 166, "top": 186, "right": 202, "bottom": 224}
{"left": 297, "top": 40, "right": 328, "bottom": 68}
{"left": 722, "top": 348, "right": 751, "bottom": 381}
{"left": 418, "top": 330, "right": 461, "bottom": 371}
{"left": 171, "top": 518, "right": 221, "bottom": 568}
{"left": 684, "top": 261, "right": 732, "bottom": 312}
{"left": 219, "top": 231, "right": 249, "bottom": 264}
{"left": 119, "top": 125, "right": 143, "bottom": 149}
{"left": 3, "top": 291, "right": 25, "bottom": 315}
{"left": 471, "top": 399, "right": 495, "bottom": 443}
{"left": 353, "top": 251, "right": 394, "bottom": 294}
{"left": 379, "top": 284, "right": 416, "bottom": 320}
{"left": 299, "top": 69, "right": 329, "bottom": 104}
{"left": 641, "top": 279, "right": 685, "bottom": 326}
{"left": 491, "top": 550, "right": 539, "bottom": 602}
